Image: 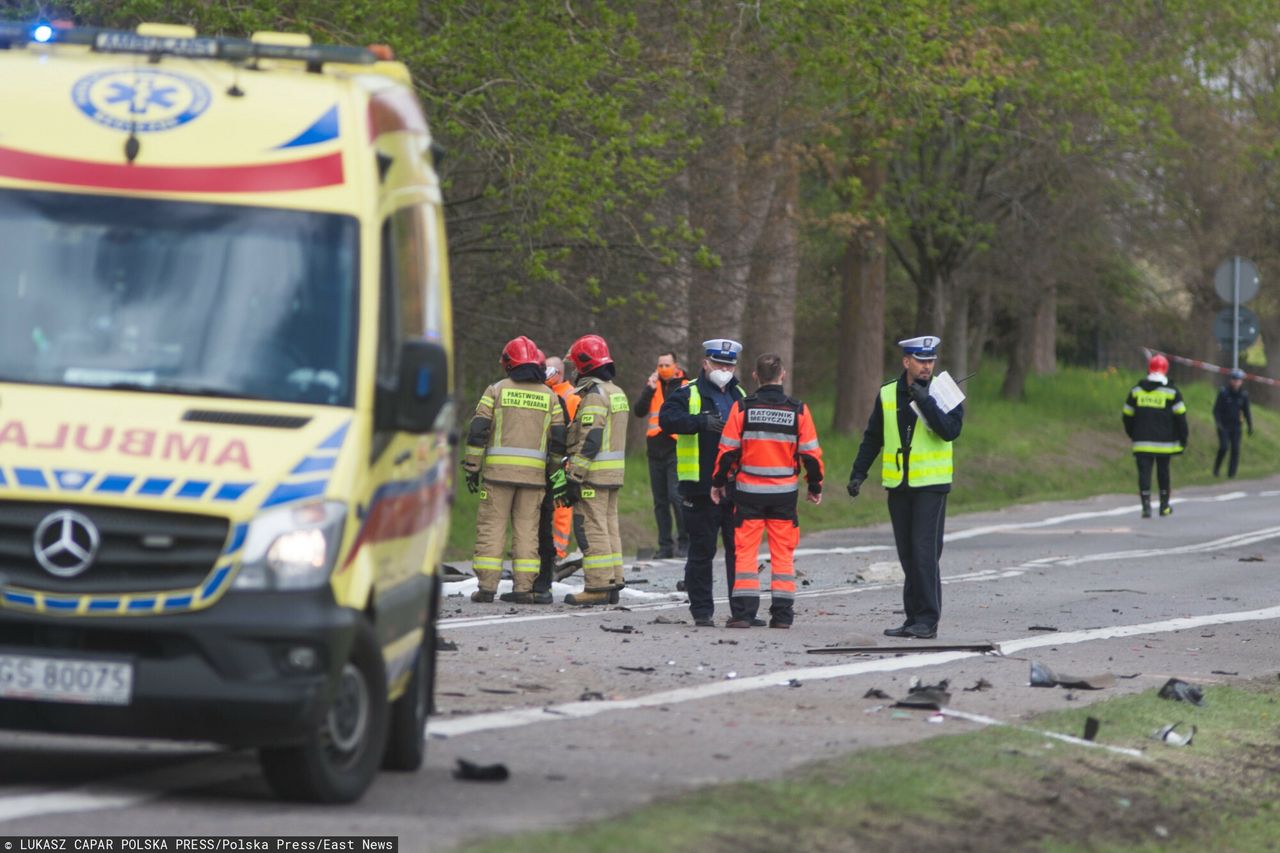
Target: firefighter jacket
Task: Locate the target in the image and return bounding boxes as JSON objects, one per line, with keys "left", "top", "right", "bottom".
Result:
{"left": 1122, "top": 376, "right": 1188, "bottom": 454}
{"left": 550, "top": 379, "right": 581, "bottom": 421}
{"left": 711, "top": 385, "right": 824, "bottom": 507}
{"left": 566, "top": 376, "right": 628, "bottom": 488}
{"left": 463, "top": 370, "right": 566, "bottom": 487}
{"left": 849, "top": 373, "right": 964, "bottom": 493}
{"left": 659, "top": 372, "right": 746, "bottom": 498}
{"left": 631, "top": 369, "right": 689, "bottom": 456}
{"left": 1213, "top": 385, "right": 1253, "bottom": 433}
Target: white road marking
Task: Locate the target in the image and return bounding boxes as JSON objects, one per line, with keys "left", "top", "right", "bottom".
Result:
{"left": 939, "top": 708, "right": 1146, "bottom": 757}
{"left": 0, "top": 756, "right": 248, "bottom": 825}
{"left": 427, "top": 604, "right": 1280, "bottom": 739}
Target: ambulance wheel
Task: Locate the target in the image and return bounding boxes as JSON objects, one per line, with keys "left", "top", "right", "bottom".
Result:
{"left": 259, "top": 620, "right": 389, "bottom": 803}
{"left": 383, "top": 579, "right": 440, "bottom": 771}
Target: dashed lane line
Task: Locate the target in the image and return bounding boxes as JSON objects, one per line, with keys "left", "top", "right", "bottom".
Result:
{"left": 427, "top": 603, "right": 1280, "bottom": 739}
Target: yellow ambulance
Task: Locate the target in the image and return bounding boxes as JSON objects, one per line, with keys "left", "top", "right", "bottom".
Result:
{"left": 0, "top": 20, "right": 454, "bottom": 803}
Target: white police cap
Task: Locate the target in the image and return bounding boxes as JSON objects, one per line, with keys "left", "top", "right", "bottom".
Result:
{"left": 702, "top": 338, "right": 743, "bottom": 364}
{"left": 898, "top": 335, "right": 941, "bottom": 360}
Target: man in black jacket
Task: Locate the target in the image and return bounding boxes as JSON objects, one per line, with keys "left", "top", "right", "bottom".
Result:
{"left": 660, "top": 338, "right": 755, "bottom": 628}
{"left": 1213, "top": 367, "right": 1253, "bottom": 478}
{"left": 847, "top": 336, "right": 963, "bottom": 640}
{"left": 632, "top": 352, "right": 689, "bottom": 558}
{"left": 1122, "top": 353, "right": 1188, "bottom": 517}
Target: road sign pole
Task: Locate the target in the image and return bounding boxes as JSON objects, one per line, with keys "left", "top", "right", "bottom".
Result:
{"left": 1233, "top": 256, "right": 1241, "bottom": 369}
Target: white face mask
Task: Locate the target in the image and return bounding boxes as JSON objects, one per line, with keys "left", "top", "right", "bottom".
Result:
{"left": 545, "top": 365, "right": 557, "bottom": 380}
{"left": 707, "top": 368, "right": 734, "bottom": 389}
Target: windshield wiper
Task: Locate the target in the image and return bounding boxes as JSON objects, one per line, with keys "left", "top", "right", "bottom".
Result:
{"left": 96, "top": 381, "right": 273, "bottom": 401}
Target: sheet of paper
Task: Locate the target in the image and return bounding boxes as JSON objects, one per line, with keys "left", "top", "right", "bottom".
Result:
{"left": 909, "top": 370, "right": 966, "bottom": 421}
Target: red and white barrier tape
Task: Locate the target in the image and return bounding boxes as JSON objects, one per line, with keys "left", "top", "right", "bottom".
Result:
{"left": 1143, "top": 348, "right": 1280, "bottom": 387}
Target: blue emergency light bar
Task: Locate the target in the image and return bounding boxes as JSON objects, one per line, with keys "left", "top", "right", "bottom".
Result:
{"left": 0, "top": 21, "right": 376, "bottom": 68}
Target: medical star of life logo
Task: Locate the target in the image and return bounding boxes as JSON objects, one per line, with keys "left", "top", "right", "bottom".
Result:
{"left": 72, "top": 68, "right": 211, "bottom": 132}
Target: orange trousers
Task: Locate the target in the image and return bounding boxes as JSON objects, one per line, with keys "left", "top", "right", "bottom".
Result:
{"left": 732, "top": 515, "right": 798, "bottom": 600}
{"left": 552, "top": 505, "right": 573, "bottom": 558}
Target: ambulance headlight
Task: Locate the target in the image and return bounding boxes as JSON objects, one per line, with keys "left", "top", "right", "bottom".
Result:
{"left": 32, "top": 23, "right": 54, "bottom": 43}
{"left": 234, "top": 501, "right": 347, "bottom": 591}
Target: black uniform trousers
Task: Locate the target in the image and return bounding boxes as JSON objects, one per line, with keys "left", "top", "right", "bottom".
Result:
{"left": 1215, "top": 426, "right": 1242, "bottom": 478}
{"left": 534, "top": 491, "right": 589, "bottom": 594}
{"left": 1134, "top": 453, "right": 1171, "bottom": 494}
{"left": 682, "top": 494, "right": 756, "bottom": 622}
{"left": 648, "top": 446, "right": 687, "bottom": 553}
{"left": 886, "top": 489, "right": 947, "bottom": 630}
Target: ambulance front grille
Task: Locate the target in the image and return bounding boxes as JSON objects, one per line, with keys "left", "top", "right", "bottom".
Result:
{"left": 0, "top": 501, "right": 229, "bottom": 594}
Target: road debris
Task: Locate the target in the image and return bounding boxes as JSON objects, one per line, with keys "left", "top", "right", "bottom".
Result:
{"left": 863, "top": 688, "right": 892, "bottom": 699}
{"left": 1082, "top": 717, "right": 1100, "bottom": 742}
{"left": 579, "top": 691, "right": 606, "bottom": 701}
{"left": 650, "top": 614, "right": 685, "bottom": 625}
{"left": 438, "top": 639, "right": 459, "bottom": 652}
{"left": 1029, "top": 661, "right": 1115, "bottom": 690}
{"left": 894, "top": 678, "right": 951, "bottom": 710}
{"left": 477, "top": 687, "right": 518, "bottom": 695}
{"left": 1157, "top": 678, "right": 1206, "bottom": 706}
{"left": 941, "top": 708, "right": 1146, "bottom": 758}
{"left": 453, "top": 759, "right": 510, "bottom": 782}
{"left": 808, "top": 642, "right": 997, "bottom": 655}
{"left": 1211, "top": 670, "right": 1239, "bottom": 676}
{"left": 441, "top": 563, "right": 470, "bottom": 578}
{"left": 963, "top": 678, "right": 994, "bottom": 692}
{"left": 1239, "top": 555, "right": 1265, "bottom": 562}
{"left": 1027, "top": 625, "right": 1059, "bottom": 632}
{"left": 600, "top": 624, "right": 637, "bottom": 634}
{"left": 619, "top": 665, "right": 656, "bottom": 673}
{"left": 1151, "top": 721, "right": 1196, "bottom": 746}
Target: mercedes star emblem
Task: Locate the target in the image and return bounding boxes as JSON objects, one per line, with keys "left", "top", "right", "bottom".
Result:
{"left": 33, "top": 510, "right": 101, "bottom": 578}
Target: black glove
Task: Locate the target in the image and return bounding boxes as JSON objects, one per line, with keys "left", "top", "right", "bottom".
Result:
{"left": 702, "top": 412, "right": 725, "bottom": 434}
{"left": 464, "top": 469, "right": 481, "bottom": 494}
{"left": 847, "top": 476, "right": 863, "bottom": 498}
{"left": 566, "top": 480, "right": 583, "bottom": 506}
{"left": 908, "top": 381, "right": 930, "bottom": 405}
{"left": 549, "top": 468, "right": 570, "bottom": 507}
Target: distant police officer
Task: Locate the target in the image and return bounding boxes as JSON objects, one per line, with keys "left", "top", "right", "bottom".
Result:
{"left": 1213, "top": 367, "right": 1254, "bottom": 479}
{"left": 463, "top": 337, "right": 567, "bottom": 603}
{"left": 847, "top": 336, "right": 963, "bottom": 640}
{"left": 711, "top": 353, "right": 823, "bottom": 629}
{"left": 1122, "top": 353, "right": 1188, "bottom": 517}
{"left": 562, "top": 335, "right": 629, "bottom": 605}
{"left": 660, "top": 339, "right": 753, "bottom": 628}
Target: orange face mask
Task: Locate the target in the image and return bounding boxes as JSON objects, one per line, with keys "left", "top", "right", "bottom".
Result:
{"left": 657, "top": 365, "right": 676, "bottom": 380}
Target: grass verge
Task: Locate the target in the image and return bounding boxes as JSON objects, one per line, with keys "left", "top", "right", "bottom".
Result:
{"left": 459, "top": 681, "right": 1280, "bottom": 852}
{"left": 445, "top": 365, "right": 1280, "bottom": 559}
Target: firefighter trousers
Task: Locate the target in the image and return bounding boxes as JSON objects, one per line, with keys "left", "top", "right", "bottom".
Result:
{"left": 472, "top": 482, "right": 544, "bottom": 594}
{"left": 578, "top": 485, "right": 623, "bottom": 591}
{"left": 732, "top": 502, "right": 799, "bottom": 625}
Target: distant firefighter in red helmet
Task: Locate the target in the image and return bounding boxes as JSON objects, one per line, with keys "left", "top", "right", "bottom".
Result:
{"left": 1122, "top": 353, "right": 1188, "bottom": 518}
{"left": 462, "top": 336, "right": 567, "bottom": 601}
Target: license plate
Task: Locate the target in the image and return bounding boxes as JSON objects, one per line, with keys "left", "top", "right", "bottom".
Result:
{"left": 0, "top": 653, "right": 133, "bottom": 705}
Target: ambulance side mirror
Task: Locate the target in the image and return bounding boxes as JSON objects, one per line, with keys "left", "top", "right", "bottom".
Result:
{"left": 378, "top": 339, "right": 450, "bottom": 433}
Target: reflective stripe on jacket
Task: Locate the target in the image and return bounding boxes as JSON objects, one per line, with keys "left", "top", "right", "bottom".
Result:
{"left": 464, "top": 377, "right": 565, "bottom": 486}
{"left": 881, "top": 383, "right": 953, "bottom": 488}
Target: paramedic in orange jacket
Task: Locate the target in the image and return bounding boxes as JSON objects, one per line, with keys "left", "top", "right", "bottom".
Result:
{"left": 711, "top": 352, "right": 823, "bottom": 628}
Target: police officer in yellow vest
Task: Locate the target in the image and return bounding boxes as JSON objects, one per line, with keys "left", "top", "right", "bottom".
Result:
{"left": 660, "top": 338, "right": 754, "bottom": 628}
{"left": 463, "top": 337, "right": 567, "bottom": 603}
{"left": 562, "top": 334, "right": 629, "bottom": 605}
{"left": 847, "top": 336, "right": 963, "bottom": 639}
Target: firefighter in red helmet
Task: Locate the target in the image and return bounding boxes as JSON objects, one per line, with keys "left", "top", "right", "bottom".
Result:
{"left": 463, "top": 336, "right": 567, "bottom": 602}
{"left": 1122, "top": 353, "right": 1188, "bottom": 518}
{"left": 561, "top": 334, "right": 629, "bottom": 605}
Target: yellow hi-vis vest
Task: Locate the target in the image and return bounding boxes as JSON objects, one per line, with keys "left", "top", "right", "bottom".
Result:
{"left": 881, "top": 383, "right": 953, "bottom": 488}
{"left": 676, "top": 382, "right": 744, "bottom": 482}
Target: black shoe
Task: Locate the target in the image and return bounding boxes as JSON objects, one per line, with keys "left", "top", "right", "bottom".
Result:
{"left": 527, "top": 590, "right": 554, "bottom": 604}
{"left": 750, "top": 618, "right": 767, "bottom": 627}
{"left": 906, "top": 624, "right": 937, "bottom": 639}
{"left": 471, "top": 590, "right": 495, "bottom": 603}
{"left": 768, "top": 620, "right": 792, "bottom": 629}
{"left": 676, "top": 580, "right": 687, "bottom": 592}
{"left": 725, "top": 618, "right": 752, "bottom": 628}
{"left": 883, "top": 624, "right": 913, "bottom": 638}
{"left": 693, "top": 617, "right": 716, "bottom": 627}
{"left": 499, "top": 591, "right": 534, "bottom": 604}
{"left": 655, "top": 547, "right": 674, "bottom": 559}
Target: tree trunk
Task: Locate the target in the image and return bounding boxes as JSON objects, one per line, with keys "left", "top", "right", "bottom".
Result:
{"left": 833, "top": 160, "right": 886, "bottom": 435}
{"left": 944, "top": 276, "right": 970, "bottom": 384}
{"left": 744, "top": 155, "right": 799, "bottom": 386}
{"left": 914, "top": 263, "right": 948, "bottom": 337}
{"left": 1031, "top": 282, "right": 1057, "bottom": 374}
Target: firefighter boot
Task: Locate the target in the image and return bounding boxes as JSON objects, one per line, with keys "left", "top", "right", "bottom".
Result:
{"left": 472, "top": 568, "right": 500, "bottom": 602}
{"left": 1140, "top": 492, "right": 1152, "bottom": 519}
{"left": 564, "top": 565, "right": 613, "bottom": 606}
{"left": 1159, "top": 490, "right": 1172, "bottom": 517}
{"left": 608, "top": 563, "right": 625, "bottom": 604}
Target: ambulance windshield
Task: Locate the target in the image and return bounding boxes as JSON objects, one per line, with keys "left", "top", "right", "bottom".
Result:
{"left": 0, "top": 190, "right": 358, "bottom": 406}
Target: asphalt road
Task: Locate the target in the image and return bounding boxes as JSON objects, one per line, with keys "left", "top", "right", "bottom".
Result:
{"left": 4, "top": 475, "right": 1280, "bottom": 849}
